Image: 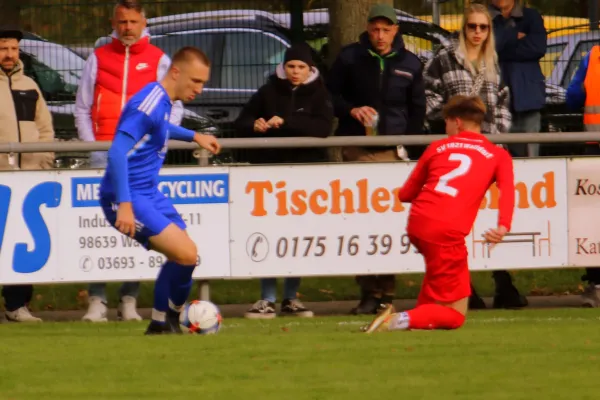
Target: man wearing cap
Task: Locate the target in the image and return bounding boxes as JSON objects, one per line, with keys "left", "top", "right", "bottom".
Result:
{"left": 0, "top": 26, "right": 54, "bottom": 322}
{"left": 326, "top": 4, "right": 426, "bottom": 315}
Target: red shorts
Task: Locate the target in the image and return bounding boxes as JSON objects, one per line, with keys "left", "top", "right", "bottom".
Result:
{"left": 409, "top": 235, "right": 471, "bottom": 305}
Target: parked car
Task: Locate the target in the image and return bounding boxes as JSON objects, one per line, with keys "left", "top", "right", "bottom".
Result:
{"left": 18, "top": 35, "right": 223, "bottom": 166}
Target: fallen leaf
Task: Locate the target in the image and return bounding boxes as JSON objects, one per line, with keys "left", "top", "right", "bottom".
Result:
{"left": 589, "top": 356, "right": 597, "bottom": 361}
{"left": 44, "top": 304, "right": 54, "bottom": 310}
{"left": 281, "top": 327, "right": 289, "bottom": 332}
{"left": 319, "top": 289, "right": 334, "bottom": 294}
{"left": 405, "top": 346, "right": 414, "bottom": 352}
{"left": 35, "top": 294, "right": 43, "bottom": 301}
{"left": 406, "top": 280, "right": 416, "bottom": 288}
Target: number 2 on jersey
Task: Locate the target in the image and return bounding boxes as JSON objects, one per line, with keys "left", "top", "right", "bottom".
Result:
{"left": 434, "top": 153, "right": 472, "bottom": 197}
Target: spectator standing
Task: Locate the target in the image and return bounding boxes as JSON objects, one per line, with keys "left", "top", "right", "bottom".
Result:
{"left": 326, "top": 3, "right": 426, "bottom": 315}
{"left": 234, "top": 43, "right": 333, "bottom": 319}
{"left": 75, "top": 0, "right": 183, "bottom": 322}
{"left": 489, "top": 0, "right": 547, "bottom": 158}
{"left": 566, "top": 45, "right": 600, "bottom": 307}
{"left": 424, "top": 3, "right": 527, "bottom": 310}
{"left": 0, "top": 26, "right": 54, "bottom": 322}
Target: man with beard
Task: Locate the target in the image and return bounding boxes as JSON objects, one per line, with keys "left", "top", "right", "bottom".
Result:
{"left": 0, "top": 26, "right": 55, "bottom": 322}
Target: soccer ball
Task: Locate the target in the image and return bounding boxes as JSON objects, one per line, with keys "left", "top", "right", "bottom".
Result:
{"left": 179, "top": 300, "right": 222, "bottom": 335}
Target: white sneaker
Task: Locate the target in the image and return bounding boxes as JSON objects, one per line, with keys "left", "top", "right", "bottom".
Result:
{"left": 118, "top": 296, "right": 142, "bottom": 321}
{"left": 5, "top": 307, "right": 42, "bottom": 322}
{"left": 82, "top": 296, "right": 108, "bottom": 322}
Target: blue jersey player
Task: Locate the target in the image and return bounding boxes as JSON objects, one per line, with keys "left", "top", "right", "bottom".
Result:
{"left": 100, "top": 47, "right": 221, "bottom": 335}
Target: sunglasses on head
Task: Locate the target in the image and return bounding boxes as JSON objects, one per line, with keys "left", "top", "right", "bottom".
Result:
{"left": 466, "top": 23, "right": 489, "bottom": 31}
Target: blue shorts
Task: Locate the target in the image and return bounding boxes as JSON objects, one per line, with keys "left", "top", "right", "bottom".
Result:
{"left": 101, "top": 190, "right": 186, "bottom": 249}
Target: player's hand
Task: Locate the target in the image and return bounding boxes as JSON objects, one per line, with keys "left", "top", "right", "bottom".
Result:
{"left": 350, "top": 106, "right": 377, "bottom": 127}
{"left": 116, "top": 202, "right": 136, "bottom": 238}
{"left": 483, "top": 225, "right": 508, "bottom": 247}
{"left": 254, "top": 118, "right": 269, "bottom": 133}
{"left": 266, "top": 116, "right": 284, "bottom": 129}
{"left": 517, "top": 32, "right": 526, "bottom": 39}
{"left": 194, "top": 133, "right": 221, "bottom": 155}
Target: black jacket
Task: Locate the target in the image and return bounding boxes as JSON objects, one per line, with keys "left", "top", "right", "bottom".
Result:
{"left": 234, "top": 65, "right": 333, "bottom": 164}
{"left": 326, "top": 32, "right": 426, "bottom": 138}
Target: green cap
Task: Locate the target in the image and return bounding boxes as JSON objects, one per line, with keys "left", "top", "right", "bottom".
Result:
{"left": 367, "top": 4, "right": 398, "bottom": 24}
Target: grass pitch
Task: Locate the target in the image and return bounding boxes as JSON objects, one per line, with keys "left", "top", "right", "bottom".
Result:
{"left": 0, "top": 308, "right": 598, "bottom": 400}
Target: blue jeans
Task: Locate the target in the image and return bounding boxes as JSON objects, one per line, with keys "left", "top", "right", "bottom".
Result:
{"left": 508, "top": 111, "right": 542, "bottom": 158}
{"left": 261, "top": 278, "right": 301, "bottom": 303}
{"left": 89, "top": 151, "right": 140, "bottom": 302}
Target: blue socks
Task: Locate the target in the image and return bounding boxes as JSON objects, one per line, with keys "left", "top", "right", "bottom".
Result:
{"left": 169, "top": 262, "right": 195, "bottom": 310}
{"left": 152, "top": 261, "right": 196, "bottom": 323}
{"left": 152, "top": 261, "right": 174, "bottom": 323}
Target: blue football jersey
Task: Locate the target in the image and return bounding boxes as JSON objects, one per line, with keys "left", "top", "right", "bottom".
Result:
{"left": 100, "top": 82, "right": 173, "bottom": 198}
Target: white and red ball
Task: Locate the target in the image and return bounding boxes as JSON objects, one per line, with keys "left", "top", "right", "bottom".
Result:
{"left": 179, "top": 300, "right": 222, "bottom": 335}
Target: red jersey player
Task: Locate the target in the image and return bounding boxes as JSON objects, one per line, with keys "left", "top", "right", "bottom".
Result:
{"left": 364, "top": 94, "right": 515, "bottom": 333}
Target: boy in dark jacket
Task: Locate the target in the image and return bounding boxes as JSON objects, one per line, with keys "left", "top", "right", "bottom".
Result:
{"left": 235, "top": 43, "right": 333, "bottom": 164}
{"left": 234, "top": 43, "right": 333, "bottom": 319}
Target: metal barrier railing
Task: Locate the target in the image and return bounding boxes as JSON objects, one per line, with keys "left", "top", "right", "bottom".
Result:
{"left": 1, "top": 132, "right": 595, "bottom": 299}
{"left": 1, "top": 132, "right": 598, "bottom": 154}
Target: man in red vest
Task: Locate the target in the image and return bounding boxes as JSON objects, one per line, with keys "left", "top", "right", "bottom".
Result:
{"left": 75, "top": 0, "right": 183, "bottom": 322}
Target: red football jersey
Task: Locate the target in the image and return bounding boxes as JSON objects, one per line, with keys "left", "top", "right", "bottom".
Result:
{"left": 398, "top": 131, "right": 515, "bottom": 244}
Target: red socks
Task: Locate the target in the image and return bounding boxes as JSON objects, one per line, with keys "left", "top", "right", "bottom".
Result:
{"left": 406, "top": 303, "right": 465, "bottom": 330}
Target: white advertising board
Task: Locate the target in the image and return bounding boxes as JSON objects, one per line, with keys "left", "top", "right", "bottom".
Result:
{"left": 228, "top": 159, "right": 569, "bottom": 278}
{"left": 567, "top": 158, "right": 600, "bottom": 267}
{"left": 0, "top": 167, "right": 231, "bottom": 284}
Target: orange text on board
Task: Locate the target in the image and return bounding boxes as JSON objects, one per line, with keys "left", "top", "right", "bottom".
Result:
{"left": 245, "top": 172, "right": 556, "bottom": 217}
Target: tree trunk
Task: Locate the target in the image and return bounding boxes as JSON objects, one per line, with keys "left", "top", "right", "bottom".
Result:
{"left": 327, "top": 0, "right": 393, "bottom": 67}
{"left": 0, "top": 0, "right": 22, "bottom": 26}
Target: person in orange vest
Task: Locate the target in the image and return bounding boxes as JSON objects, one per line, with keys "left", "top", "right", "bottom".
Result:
{"left": 75, "top": 0, "right": 183, "bottom": 322}
{"left": 566, "top": 45, "right": 600, "bottom": 308}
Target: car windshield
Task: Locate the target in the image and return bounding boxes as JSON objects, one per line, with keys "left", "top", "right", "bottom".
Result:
{"left": 19, "top": 40, "right": 86, "bottom": 96}
{"left": 540, "top": 43, "right": 567, "bottom": 78}
{"left": 151, "top": 32, "right": 218, "bottom": 87}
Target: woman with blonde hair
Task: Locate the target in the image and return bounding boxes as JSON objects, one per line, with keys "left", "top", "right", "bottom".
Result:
{"left": 423, "top": 3, "right": 528, "bottom": 310}
{"left": 424, "top": 3, "right": 511, "bottom": 135}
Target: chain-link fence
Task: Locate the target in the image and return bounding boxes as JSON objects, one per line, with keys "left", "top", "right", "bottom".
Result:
{"left": 7, "top": 0, "right": 599, "bottom": 166}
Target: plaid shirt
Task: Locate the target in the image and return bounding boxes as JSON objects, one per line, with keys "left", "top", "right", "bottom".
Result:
{"left": 423, "top": 39, "right": 512, "bottom": 135}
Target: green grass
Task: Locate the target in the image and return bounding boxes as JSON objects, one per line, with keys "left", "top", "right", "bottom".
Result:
{"left": 26, "top": 268, "right": 587, "bottom": 311}
{"left": 0, "top": 309, "right": 599, "bottom": 399}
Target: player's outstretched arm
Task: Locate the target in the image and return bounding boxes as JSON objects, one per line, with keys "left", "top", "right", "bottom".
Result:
{"left": 397, "top": 147, "right": 433, "bottom": 202}
{"left": 168, "top": 123, "right": 221, "bottom": 155}
{"left": 484, "top": 150, "right": 516, "bottom": 246}
{"left": 494, "top": 150, "right": 516, "bottom": 234}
